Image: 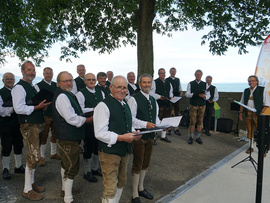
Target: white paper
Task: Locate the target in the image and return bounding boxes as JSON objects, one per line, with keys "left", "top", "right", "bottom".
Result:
{"left": 234, "top": 100, "right": 257, "bottom": 112}
{"left": 158, "top": 116, "right": 183, "bottom": 128}
{"left": 134, "top": 129, "right": 163, "bottom": 135}
{"left": 169, "top": 96, "right": 182, "bottom": 103}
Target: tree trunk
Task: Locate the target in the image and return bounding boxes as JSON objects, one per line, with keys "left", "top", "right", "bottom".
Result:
{"left": 137, "top": 0, "right": 155, "bottom": 79}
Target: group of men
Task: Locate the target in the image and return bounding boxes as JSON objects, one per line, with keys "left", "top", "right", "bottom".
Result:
{"left": 1, "top": 61, "right": 266, "bottom": 203}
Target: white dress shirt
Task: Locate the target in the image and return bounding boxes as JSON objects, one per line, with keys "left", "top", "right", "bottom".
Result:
{"left": 55, "top": 93, "right": 86, "bottom": 127}
{"left": 127, "top": 90, "right": 161, "bottom": 129}
{"left": 94, "top": 95, "right": 143, "bottom": 147}
{"left": 11, "top": 83, "right": 36, "bottom": 115}
{"left": 125, "top": 83, "right": 138, "bottom": 101}
{"left": 149, "top": 80, "right": 173, "bottom": 100}
{"left": 185, "top": 80, "right": 210, "bottom": 100}
{"left": 240, "top": 86, "right": 270, "bottom": 110}
{"left": 206, "top": 84, "right": 219, "bottom": 102}
{"left": 71, "top": 76, "right": 84, "bottom": 94}
{"left": 0, "top": 86, "right": 14, "bottom": 117}
{"left": 76, "top": 87, "right": 105, "bottom": 113}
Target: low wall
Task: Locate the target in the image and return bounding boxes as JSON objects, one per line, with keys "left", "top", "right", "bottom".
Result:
{"left": 179, "top": 92, "right": 246, "bottom": 131}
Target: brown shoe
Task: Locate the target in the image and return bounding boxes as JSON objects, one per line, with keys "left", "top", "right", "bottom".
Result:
{"left": 39, "top": 157, "right": 45, "bottom": 167}
{"left": 61, "top": 188, "right": 80, "bottom": 197}
{"left": 264, "top": 153, "right": 267, "bottom": 158}
{"left": 246, "top": 147, "right": 254, "bottom": 154}
{"left": 22, "top": 190, "right": 44, "bottom": 201}
{"left": 50, "top": 154, "right": 61, "bottom": 160}
{"left": 32, "top": 183, "right": 46, "bottom": 193}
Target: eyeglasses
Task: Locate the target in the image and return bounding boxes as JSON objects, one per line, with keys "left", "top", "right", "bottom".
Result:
{"left": 112, "top": 85, "right": 128, "bottom": 92}
{"left": 60, "top": 79, "right": 73, "bottom": 83}
{"left": 86, "top": 79, "right": 96, "bottom": 82}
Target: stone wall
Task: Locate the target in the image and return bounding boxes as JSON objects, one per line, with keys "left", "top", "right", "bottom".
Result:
{"left": 179, "top": 91, "right": 246, "bottom": 131}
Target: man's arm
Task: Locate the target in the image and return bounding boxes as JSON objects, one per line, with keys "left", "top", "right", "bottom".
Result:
{"left": 149, "top": 81, "right": 161, "bottom": 100}
{"left": 0, "top": 95, "right": 13, "bottom": 117}
{"left": 75, "top": 91, "right": 93, "bottom": 113}
{"left": 185, "top": 82, "right": 193, "bottom": 98}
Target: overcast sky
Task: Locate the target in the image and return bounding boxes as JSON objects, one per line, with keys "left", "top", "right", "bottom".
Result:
{"left": 0, "top": 27, "right": 262, "bottom": 84}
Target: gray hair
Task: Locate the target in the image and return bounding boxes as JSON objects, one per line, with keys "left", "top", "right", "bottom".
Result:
{"left": 21, "top": 61, "right": 34, "bottom": 71}
{"left": 138, "top": 73, "right": 152, "bottom": 83}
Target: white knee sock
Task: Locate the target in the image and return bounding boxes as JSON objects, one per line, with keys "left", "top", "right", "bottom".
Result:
{"left": 132, "top": 173, "right": 140, "bottom": 198}
{"left": 92, "top": 154, "right": 99, "bottom": 171}
{"left": 250, "top": 138, "right": 254, "bottom": 148}
{"left": 50, "top": 142, "right": 57, "bottom": 155}
{"left": 31, "top": 169, "right": 35, "bottom": 184}
{"left": 139, "top": 170, "right": 146, "bottom": 191}
{"left": 161, "top": 131, "right": 166, "bottom": 138}
{"left": 115, "top": 188, "right": 123, "bottom": 203}
{"left": 24, "top": 166, "right": 32, "bottom": 193}
{"left": 2, "top": 156, "right": 10, "bottom": 170}
{"left": 61, "top": 167, "right": 65, "bottom": 191}
{"left": 64, "top": 178, "right": 74, "bottom": 203}
{"left": 84, "top": 158, "right": 91, "bottom": 174}
{"left": 14, "top": 154, "right": 22, "bottom": 168}
{"left": 40, "top": 144, "right": 46, "bottom": 158}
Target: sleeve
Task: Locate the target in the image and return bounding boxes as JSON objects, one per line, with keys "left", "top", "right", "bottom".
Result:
{"left": 179, "top": 78, "right": 182, "bottom": 91}
{"left": 263, "top": 88, "right": 270, "bottom": 107}
{"left": 34, "top": 84, "right": 40, "bottom": 92}
{"left": 75, "top": 91, "right": 93, "bottom": 113}
{"left": 240, "top": 92, "right": 244, "bottom": 104}
{"left": 0, "top": 95, "right": 13, "bottom": 117}
{"left": 185, "top": 82, "right": 193, "bottom": 98}
{"left": 149, "top": 81, "right": 161, "bottom": 100}
{"left": 213, "top": 87, "right": 219, "bottom": 102}
{"left": 155, "top": 100, "right": 161, "bottom": 124}
{"left": 71, "top": 80, "right": 78, "bottom": 94}
{"left": 93, "top": 102, "right": 118, "bottom": 147}
{"left": 55, "top": 93, "right": 86, "bottom": 127}
{"left": 169, "top": 83, "right": 173, "bottom": 98}
{"left": 11, "top": 85, "right": 35, "bottom": 115}
{"left": 127, "top": 97, "right": 147, "bottom": 129}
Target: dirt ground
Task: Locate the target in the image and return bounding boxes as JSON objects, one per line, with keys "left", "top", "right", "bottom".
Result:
{"left": 0, "top": 126, "right": 246, "bottom": 203}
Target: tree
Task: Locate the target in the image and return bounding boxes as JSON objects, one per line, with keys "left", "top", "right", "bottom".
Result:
{"left": 1, "top": 0, "right": 270, "bottom": 77}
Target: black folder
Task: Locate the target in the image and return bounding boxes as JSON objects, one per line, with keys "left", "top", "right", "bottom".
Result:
{"left": 26, "top": 89, "right": 54, "bottom": 106}
{"left": 79, "top": 111, "right": 93, "bottom": 117}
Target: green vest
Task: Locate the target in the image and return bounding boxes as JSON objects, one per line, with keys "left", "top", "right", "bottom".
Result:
{"left": 244, "top": 86, "right": 264, "bottom": 116}
{"left": 16, "top": 80, "right": 44, "bottom": 124}
{"left": 80, "top": 87, "right": 103, "bottom": 108}
{"left": 206, "top": 85, "right": 216, "bottom": 107}
{"left": 128, "top": 84, "right": 140, "bottom": 96}
{"left": 95, "top": 84, "right": 110, "bottom": 97}
{"left": 100, "top": 95, "right": 132, "bottom": 157}
{"left": 154, "top": 78, "right": 171, "bottom": 107}
{"left": 52, "top": 87, "right": 85, "bottom": 140}
{"left": 74, "top": 76, "right": 86, "bottom": 92}
{"left": 36, "top": 80, "right": 57, "bottom": 116}
{"left": 189, "top": 80, "right": 206, "bottom": 106}
{"left": 0, "top": 86, "right": 19, "bottom": 127}
{"left": 166, "top": 77, "right": 180, "bottom": 96}
{"left": 134, "top": 92, "right": 156, "bottom": 140}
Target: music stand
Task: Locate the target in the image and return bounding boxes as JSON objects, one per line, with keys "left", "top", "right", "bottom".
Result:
{"left": 231, "top": 101, "right": 257, "bottom": 172}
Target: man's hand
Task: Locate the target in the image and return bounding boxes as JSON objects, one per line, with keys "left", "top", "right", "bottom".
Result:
{"left": 160, "top": 96, "right": 166, "bottom": 100}
{"left": 199, "top": 93, "right": 206, "bottom": 99}
{"left": 208, "top": 100, "right": 214, "bottom": 103}
{"left": 34, "top": 100, "right": 51, "bottom": 111}
{"left": 85, "top": 116, "right": 93, "bottom": 123}
{"left": 117, "top": 131, "right": 142, "bottom": 143}
{"left": 239, "top": 113, "right": 243, "bottom": 121}
{"left": 146, "top": 122, "right": 156, "bottom": 129}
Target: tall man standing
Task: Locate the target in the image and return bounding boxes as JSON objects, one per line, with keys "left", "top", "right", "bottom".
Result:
{"left": 203, "top": 76, "right": 219, "bottom": 136}
{"left": 96, "top": 72, "right": 110, "bottom": 97}
{"left": 53, "top": 71, "right": 92, "bottom": 203}
{"left": 12, "top": 61, "right": 50, "bottom": 201}
{"left": 166, "top": 67, "right": 182, "bottom": 135}
{"left": 185, "top": 69, "right": 209, "bottom": 145}
{"left": 126, "top": 72, "right": 140, "bottom": 101}
{"left": 239, "top": 75, "right": 270, "bottom": 154}
{"left": 76, "top": 73, "right": 104, "bottom": 183}
{"left": 36, "top": 67, "right": 60, "bottom": 167}
{"left": 150, "top": 68, "right": 173, "bottom": 143}
{"left": 128, "top": 74, "right": 159, "bottom": 203}
{"left": 94, "top": 76, "right": 142, "bottom": 203}
{"left": 106, "top": 71, "right": 114, "bottom": 87}
{"left": 0, "top": 72, "right": 24, "bottom": 180}
{"left": 71, "top": 64, "right": 86, "bottom": 94}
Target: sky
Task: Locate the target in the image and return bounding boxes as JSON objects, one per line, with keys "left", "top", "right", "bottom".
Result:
{"left": 0, "top": 27, "right": 263, "bottom": 84}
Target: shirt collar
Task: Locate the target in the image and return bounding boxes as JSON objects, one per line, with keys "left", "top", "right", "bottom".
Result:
{"left": 140, "top": 90, "right": 150, "bottom": 100}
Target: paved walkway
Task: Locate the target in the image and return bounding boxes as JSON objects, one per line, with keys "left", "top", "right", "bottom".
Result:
{"left": 158, "top": 144, "right": 270, "bottom": 203}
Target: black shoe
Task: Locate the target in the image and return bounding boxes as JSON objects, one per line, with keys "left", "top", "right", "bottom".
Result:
{"left": 196, "top": 137, "right": 203, "bottom": 144}
{"left": 138, "top": 189, "right": 154, "bottom": 200}
{"left": 84, "top": 172, "right": 98, "bottom": 182}
{"left": 206, "top": 132, "right": 211, "bottom": 136}
{"left": 160, "top": 137, "right": 171, "bottom": 143}
{"left": 188, "top": 137, "right": 193, "bottom": 144}
{"left": 91, "top": 168, "right": 102, "bottom": 176}
{"left": 3, "top": 168, "right": 11, "bottom": 180}
{"left": 174, "top": 129, "right": 181, "bottom": 136}
{"left": 14, "top": 165, "right": 25, "bottom": 174}
{"left": 153, "top": 139, "right": 157, "bottom": 146}
{"left": 166, "top": 130, "right": 172, "bottom": 135}
{"left": 132, "top": 197, "right": 141, "bottom": 203}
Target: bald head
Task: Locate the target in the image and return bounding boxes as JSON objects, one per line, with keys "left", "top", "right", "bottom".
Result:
{"left": 84, "top": 73, "right": 96, "bottom": 89}
{"left": 2, "top": 72, "right": 15, "bottom": 89}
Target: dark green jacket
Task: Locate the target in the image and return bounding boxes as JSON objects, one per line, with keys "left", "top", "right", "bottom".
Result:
{"left": 154, "top": 78, "right": 171, "bottom": 107}
{"left": 95, "top": 84, "right": 110, "bottom": 97}
{"left": 128, "top": 83, "right": 140, "bottom": 97}
{"left": 189, "top": 80, "right": 206, "bottom": 106}
{"left": 134, "top": 92, "right": 156, "bottom": 140}
{"left": 166, "top": 77, "right": 180, "bottom": 96}
{"left": 99, "top": 95, "right": 132, "bottom": 157}
{"left": 206, "top": 85, "right": 216, "bottom": 107}
{"left": 74, "top": 76, "right": 86, "bottom": 92}
{"left": 244, "top": 86, "right": 264, "bottom": 116}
